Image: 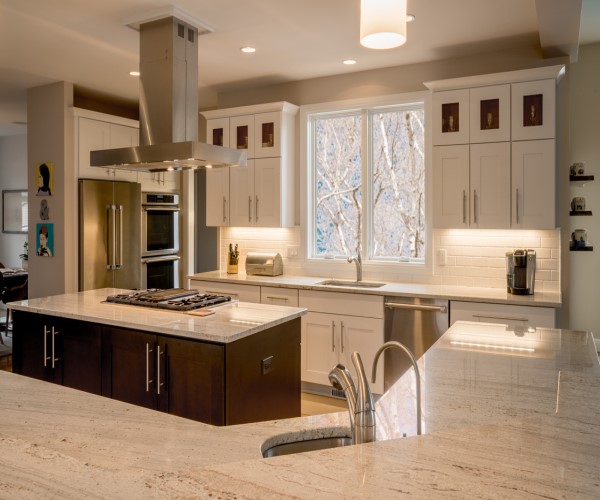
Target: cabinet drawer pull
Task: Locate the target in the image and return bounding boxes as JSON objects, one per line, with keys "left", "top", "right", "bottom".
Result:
{"left": 265, "top": 295, "right": 289, "bottom": 302}
{"left": 145, "top": 343, "right": 154, "bottom": 392}
{"left": 341, "top": 321, "right": 345, "bottom": 353}
{"left": 472, "top": 314, "right": 528, "bottom": 323}
{"left": 331, "top": 321, "right": 336, "bottom": 352}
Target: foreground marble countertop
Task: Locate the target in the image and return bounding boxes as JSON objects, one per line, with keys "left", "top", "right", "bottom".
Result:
{"left": 1, "top": 321, "right": 598, "bottom": 498}
{"left": 188, "top": 271, "right": 562, "bottom": 308}
{"left": 8, "top": 288, "right": 306, "bottom": 343}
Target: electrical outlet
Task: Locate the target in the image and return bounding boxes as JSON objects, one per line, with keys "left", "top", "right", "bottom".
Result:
{"left": 287, "top": 246, "right": 299, "bottom": 258}
{"left": 261, "top": 355, "right": 273, "bottom": 375}
{"left": 437, "top": 248, "right": 447, "bottom": 266}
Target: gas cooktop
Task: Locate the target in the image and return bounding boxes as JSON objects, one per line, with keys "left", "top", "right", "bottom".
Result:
{"left": 106, "top": 288, "right": 232, "bottom": 312}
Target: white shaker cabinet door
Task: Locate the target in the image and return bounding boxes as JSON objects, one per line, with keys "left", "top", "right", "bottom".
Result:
{"left": 511, "top": 139, "right": 555, "bottom": 229}
{"left": 433, "top": 145, "right": 470, "bottom": 228}
{"left": 254, "top": 157, "right": 282, "bottom": 227}
{"left": 470, "top": 142, "right": 511, "bottom": 229}
{"left": 108, "top": 123, "right": 139, "bottom": 182}
{"left": 77, "top": 118, "right": 111, "bottom": 179}
{"left": 301, "top": 312, "right": 340, "bottom": 387}
{"left": 229, "top": 160, "right": 254, "bottom": 227}
{"left": 205, "top": 168, "right": 230, "bottom": 226}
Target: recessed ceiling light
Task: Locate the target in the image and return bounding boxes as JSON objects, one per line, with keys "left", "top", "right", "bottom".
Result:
{"left": 129, "top": 71, "right": 140, "bottom": 76}
{"left": 240, "top": 46, "right": 256, "bottom": 53}
{"left": 407, "top": 14, "right": 416, "bottom": 22}
{"left": 343, "top": 59, "right": 357, "bottom": 65}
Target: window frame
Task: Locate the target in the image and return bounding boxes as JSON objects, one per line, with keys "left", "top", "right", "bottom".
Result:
{"left": 299, "top": 92, "right": 433, "bottom": 277}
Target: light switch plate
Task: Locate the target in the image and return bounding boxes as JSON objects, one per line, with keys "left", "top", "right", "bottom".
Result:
{"left": 437, "top": 248, "right": 447, "bottom": 266}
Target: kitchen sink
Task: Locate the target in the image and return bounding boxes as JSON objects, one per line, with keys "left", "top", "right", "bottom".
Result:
{"left": 262, "top": 436, "right": 353, "bottom": 458}
{"left": 316, "top": 279, "right": 386, "bottom": 288}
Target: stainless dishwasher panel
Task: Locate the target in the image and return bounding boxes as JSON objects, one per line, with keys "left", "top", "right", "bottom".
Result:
{"left": 383, "top": 297, "right": 449, "bottom": 392}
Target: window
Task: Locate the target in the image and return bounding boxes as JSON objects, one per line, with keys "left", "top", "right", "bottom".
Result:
{"left": 306, "top": 98, "right": 426, "bottom": 265}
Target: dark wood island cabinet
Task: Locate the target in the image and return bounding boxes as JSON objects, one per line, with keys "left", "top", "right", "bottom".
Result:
{"left": 11, "top": 292, "right": 302, "bottom": 426}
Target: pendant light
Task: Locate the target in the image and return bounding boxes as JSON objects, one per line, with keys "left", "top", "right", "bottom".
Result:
{"left": 360, "top": 0, "right": 407, "bottom": 49}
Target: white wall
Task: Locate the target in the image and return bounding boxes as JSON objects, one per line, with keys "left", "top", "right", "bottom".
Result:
{"left": 0, "top": 134, "right": 28, "bottom": 268}
{"left": 568, "top": 43, "right": 600, "bottom": 334}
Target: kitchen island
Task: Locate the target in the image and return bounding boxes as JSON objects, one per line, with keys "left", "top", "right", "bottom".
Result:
{"left": 1, "top": 320, "right": 599, "bottom": 498}
{"left": 10, "top": 288, "right": 305, "bottom": 425}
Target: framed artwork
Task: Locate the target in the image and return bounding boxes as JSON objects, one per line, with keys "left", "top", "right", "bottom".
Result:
{"left": 433, "top": 89, "right": 469, "bottom": 145}
{"left": 36, "top": 222, "right": 54, "bottom": 257}
{"left": 36, "top": 162, "right": 54, "bottom": 196}
{"left": 469, "top": 84, "right": 510, "bottom": 143}
{"left": 2, "top": 190, "right": 28, "bottom": 233}
{"left": 511, "top": 79, "right": 555, "bottom": 140}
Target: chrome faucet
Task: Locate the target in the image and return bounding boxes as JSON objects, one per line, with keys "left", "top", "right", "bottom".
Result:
{"left": 347, "top": 251, "right": 362, "bottom": 282}
{"left": 328, "top": 352, "right": 375, "bottom": 444}
{"left": 372, "top": 341, "right": 422, "bottom": 436}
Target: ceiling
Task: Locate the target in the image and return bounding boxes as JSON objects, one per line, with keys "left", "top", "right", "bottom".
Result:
{"left": 0, "top": 0, "right": 599, "bottom": 137}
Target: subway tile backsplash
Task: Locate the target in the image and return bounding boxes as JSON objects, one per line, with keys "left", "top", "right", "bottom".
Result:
{"left": 219, "top": 227, "right": 560, "bottom": 293}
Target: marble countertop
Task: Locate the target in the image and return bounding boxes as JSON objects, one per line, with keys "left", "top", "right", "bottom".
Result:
{"left": 8, "top": 288, "right": 306, "bottom": 343}
{"left": 188, "top": 271, "right": 562, "bottom": 308}
{"left": 1, "top": 321, "right": 598, "bottom": 498}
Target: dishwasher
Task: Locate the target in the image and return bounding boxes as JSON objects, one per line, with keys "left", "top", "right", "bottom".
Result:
{"left": 383, "top": 297, "right": 449, "bottom": 392}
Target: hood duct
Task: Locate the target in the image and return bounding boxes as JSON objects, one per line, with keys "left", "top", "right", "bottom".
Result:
{"left": 91, "top": 15, "right": 246, "bottom": 172}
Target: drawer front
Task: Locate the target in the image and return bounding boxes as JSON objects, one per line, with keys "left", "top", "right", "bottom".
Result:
{"left": 261, "top": 286, "right": 299, "bottom": 306}
{"left": 450, "top": 301, "right": 555, "bottom": 328}
{"left": 189, "top": 280, "right": 261, "bottom": 303}
{"left": 299, "top": 290, "right": 383, "bottom": 319}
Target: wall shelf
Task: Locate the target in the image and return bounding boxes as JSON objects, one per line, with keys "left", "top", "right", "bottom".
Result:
{"left": 570, "top": 245, "right": 593, "bottom": 252}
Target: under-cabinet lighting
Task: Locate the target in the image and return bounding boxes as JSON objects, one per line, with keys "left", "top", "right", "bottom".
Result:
{"left": 450, "top": 340, "right": 535, "bottom": 353}
{"left": 240, "top": 46, "right": 256, "bottom": 53}
{"left": 343, "top": 59, "right": 357, "bottom": 65}
{"left": 129, "top": 71, "right": 140, "bottom": 76}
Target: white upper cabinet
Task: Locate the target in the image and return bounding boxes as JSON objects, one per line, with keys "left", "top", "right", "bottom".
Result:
{"left": 511, "top": 79, "right": 556, "bottom": 141}
{"left": 469, "top": 84, "right": 511, "bottom": 143}
{"left": 75, "top": 110, "right": 139, "bottom": 182}
{"left": 202, "top": 102, "right": 298, "bottom": 228}
{"left": 205, "top": 168, "right": 230, "bottom": 226}
{"left": 511, "top": 139, "right": 555, "bottom": 229}
{"left": 432, "top": 89, "right": 469, "bottom": 145}
{"left": 427, "top": 65, "right": 564, "bottom": 230}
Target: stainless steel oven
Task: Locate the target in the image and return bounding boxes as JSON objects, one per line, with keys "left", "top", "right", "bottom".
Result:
{"left": 141, "top": 254, "right": 180, "bottom": 289}
{"left": 141, "top": 193, "right": 179, "bottom": 257}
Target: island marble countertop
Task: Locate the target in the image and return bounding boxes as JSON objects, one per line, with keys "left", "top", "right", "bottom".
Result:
{"left": 188, "top": 271, "right": 562, "bottom": 308}
{"left": 1, "top": 321, "right": 598, "bottom": 498}
{"left": 8, "top": 288, "right": 306, "bottom": 343}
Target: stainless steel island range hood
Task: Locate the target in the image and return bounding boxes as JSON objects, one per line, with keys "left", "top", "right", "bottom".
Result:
{"left": 91, "top": 15, "right": 246, "bottom": 172}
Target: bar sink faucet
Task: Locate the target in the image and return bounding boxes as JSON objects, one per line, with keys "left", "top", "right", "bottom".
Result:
{"left": 328, "top": 352, "right": 375, "bottom": 444}
{"left": 347, "top": 250, "right": 362, "bottom": 282}
{"left": 328, "top": 341, "right": 422, "bottom": 445}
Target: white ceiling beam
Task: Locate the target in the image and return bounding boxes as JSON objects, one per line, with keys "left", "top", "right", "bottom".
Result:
{"left": 536, "top": 0, "right": 583, "bottom": 62}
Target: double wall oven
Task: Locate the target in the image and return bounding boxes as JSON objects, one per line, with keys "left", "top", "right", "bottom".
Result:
{"left": 141, "top": 193, "right": 180, "bottom": 289}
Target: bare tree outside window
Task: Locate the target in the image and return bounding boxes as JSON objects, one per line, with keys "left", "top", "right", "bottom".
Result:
{"left": 310, "top": 102, "right": 425, "bottom": 263}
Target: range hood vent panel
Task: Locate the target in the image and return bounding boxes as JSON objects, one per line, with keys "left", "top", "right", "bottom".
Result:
{"left": 91, "top": 15, "right": 245, "bottom": 171}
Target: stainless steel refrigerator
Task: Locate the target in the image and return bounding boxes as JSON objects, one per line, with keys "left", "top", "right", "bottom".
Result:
{"left": 79, "top": 179, "right": 142, "bottom": 291}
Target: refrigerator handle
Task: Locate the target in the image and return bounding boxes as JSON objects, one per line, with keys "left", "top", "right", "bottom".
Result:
{"left": 116, "top": 204, "right": 124, "bottom": 270}
{"left": 106, "top": 204, "right": 115, "bottom": 270}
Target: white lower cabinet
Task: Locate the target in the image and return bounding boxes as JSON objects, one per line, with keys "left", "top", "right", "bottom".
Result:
{"left": 299, "top": 290, "right": 384, "bottom": 394}
{"left": 189, "top": 280, "right": 261, "bottom": 303}
{"left": 450, "top": 301, "right": 556, "bottom": 328}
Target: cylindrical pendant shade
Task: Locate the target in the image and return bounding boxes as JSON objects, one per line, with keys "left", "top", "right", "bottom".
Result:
{"left": 360, "top": 0, "right": 407, "bottom": 49}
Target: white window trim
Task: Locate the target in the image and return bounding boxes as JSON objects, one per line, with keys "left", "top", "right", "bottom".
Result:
{"left": 299, "top": 91, "right": 433, "bottom": 279}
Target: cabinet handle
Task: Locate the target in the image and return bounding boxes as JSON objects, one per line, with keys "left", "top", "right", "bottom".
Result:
{"left": 223, "top": 196, "right": 227, "bottom": 222}
{"left": 43, "top": 325, "right": 50, "bottom": 367}
{"left": 385, "top": 302, "right": 447, "bottom": 313}
{"left": 51, "top": 326, "right": 60, "bottom": 369}
{"left": 341, "top": 321, "right": 345, "bottom": 353}
{"left": 145, "top": 343, "right": 154, "bottom": 392}
{"left": 255, "top": 196, "right": 259, "bottom": 222}
{"left": 265, "top": 295, "right": 289, "bottom": 302}
{"left": 462, "top": 190, "right": 467, "bottom": 224}
{"left": 472, "top": 314, "right": 528, "bottom": 323}
{"left": 116, "top": 205, "right": 124, "bottom": 269}
{"left": 156, "top": 346, "right": 164, "bottom": 395}
{"left": 331, "top": 321, "right": 336, "bottom": 352}
{"left": 515, "top": 188, "right": 520, "bottom": 224}
{"left": 473, "top": 190, "right": 478, "bottom": 224}
{"left": 248, "top": 195, "right": 252, "bottom": 223}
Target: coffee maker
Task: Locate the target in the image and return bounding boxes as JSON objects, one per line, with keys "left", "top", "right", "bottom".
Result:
{"left": 506, "top": 249, "right": 536, "bottom": 295}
